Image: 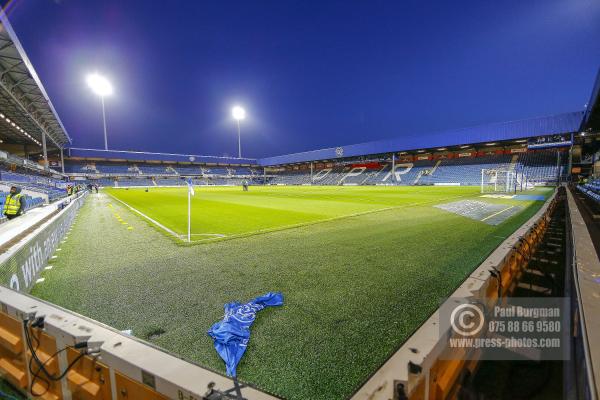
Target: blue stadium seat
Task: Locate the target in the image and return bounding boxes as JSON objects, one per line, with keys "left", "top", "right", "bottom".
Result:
{"left": 266, "top": 150, "right": 565, "bottom": 187}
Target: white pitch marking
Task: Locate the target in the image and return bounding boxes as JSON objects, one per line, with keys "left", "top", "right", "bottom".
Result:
{"left": 45, "top": 266, "right": 53, "bottom": 270}
{"left": 188, "top": 193, "right": 477, "bottom": 243}
{"left": 106, "top": 193, "right": 181, "bottom": 239}
{"left": 36, "top": 278, "right": 45, "bottom": 284}
{"left": 180, "top": 233, "right": 227, "bottom": 238}
{"left": 109, "top": 190, "right": 475, "bottom": 244}
{"left": 481, "top": 205, "right": 515, "bottom": 222}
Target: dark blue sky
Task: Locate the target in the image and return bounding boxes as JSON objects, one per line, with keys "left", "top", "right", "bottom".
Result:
{"left": 5, "top": 0, "right": 600, "bottom": 158}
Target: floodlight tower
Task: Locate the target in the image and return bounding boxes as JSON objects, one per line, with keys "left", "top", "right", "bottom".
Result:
{"left": 232, "top": 106, "right": 246, "bottom": 158}
{"left": 86, "top": 73, "right": 113, "bottom": 150}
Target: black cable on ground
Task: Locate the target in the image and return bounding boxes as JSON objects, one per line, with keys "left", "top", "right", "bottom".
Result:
{"left": 22, "top": 319, "right": 92, "bottom": 398}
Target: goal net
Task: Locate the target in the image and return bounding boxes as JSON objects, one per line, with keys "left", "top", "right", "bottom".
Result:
{"left": 481, "top": 169, "right": 517, "bottom": 194}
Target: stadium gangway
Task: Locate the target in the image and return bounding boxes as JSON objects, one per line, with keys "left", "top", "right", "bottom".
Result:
{"left": 564, "top": 187, "right": 600, "bottom": 400}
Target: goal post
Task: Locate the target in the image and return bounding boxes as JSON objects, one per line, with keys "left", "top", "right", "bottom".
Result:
{"left": 480, "top": 168, "right": 517, "bottom": 194}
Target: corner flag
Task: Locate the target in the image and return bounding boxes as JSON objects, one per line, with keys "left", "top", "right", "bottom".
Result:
{"left": 187, "top": 178, "right": 195, "bottom": 196}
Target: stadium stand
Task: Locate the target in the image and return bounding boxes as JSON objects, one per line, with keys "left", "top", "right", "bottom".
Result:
{"left": 578, "top": 178, "right": 600, "bottom": 203}
{"left": 155, "top": 178, "right": 186, "bottom": 186}
{"left": 84, "top": 178, "right": 115, "bottom": 187}
{"left": 96, "top": 162, "right": 140, "bottom": 175}
{"left": 176, "top": 165, "right": 202, "bottom": 175}
{"left": 136, "top": 164, "right": 165, "bottom": 175}
{"left": 64, "top": 161, "right": 98, "bottom": 174}
{"left": 312, "top": 165, "right": 347, "bottom": 185}
{"left": 360, "top": 164, "right": 392, "bottom": 184}
{"left": 0, "top": 169, "right": 66, "bottom": 201}
{"left": 203, "top": 167, "right": 229, "bottom": 175}
{"left": 64, "top": 157, "right": 260, "bottom": 188}
{"left": 210, "top": 177, "right": 245, "bottom": 185}
{"left": 0, "top": 190, "right": 44, "bottom": 215}
{"left": 65, "top": 160, "right": 257, "bottom": 177}
{"left": 517, "top": 149, "right": 564, "bottom": 184}
{"left": 393, "top": 159, "right": 437, "bottom": 185}
{"left": 115, "top": 177, "right": 154, "bottom": 187}
{"left": 268, "top": 170, "right": 311, "bottom": 185}
{"left": 62, "top": 148, "right": 567, "bottom": 189}
{"left": 419, "top": 154, "right": 513, "bottom": 185}
{"left": 263, "top": 150, "right": 567, "bottom": 187}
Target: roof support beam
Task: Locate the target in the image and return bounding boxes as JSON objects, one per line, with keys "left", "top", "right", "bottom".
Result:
{"left": 0, "top": 75, "right": 61, "bottom": 148}
{"left": 60, "top": 147, "right": 64, "bottom": 174}
{"left": 41, "top": 130, "right": 48, "bottom": 167}
{"left": 0, "top": 16, "right": 71, "bottom": 148}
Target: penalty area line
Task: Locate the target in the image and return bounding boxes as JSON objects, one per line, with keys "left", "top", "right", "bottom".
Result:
{"left": 481, "top": 205, "right": 515, "bottom": 222}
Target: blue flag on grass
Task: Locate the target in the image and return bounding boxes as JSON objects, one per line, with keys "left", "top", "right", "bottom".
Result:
{"left": 207, "top": 292, "right": 284, "bottom": 377}
{"left": 187, "top": 178, "right": 195, "bottom": 196}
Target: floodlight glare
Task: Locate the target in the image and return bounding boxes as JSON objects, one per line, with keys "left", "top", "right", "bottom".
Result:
{"left": 86, "top": 73, "right": 113, "bottom": 97}
{"left": 231, "top": 106, "right": 246, "bottom": 158}
{"left": 232, "top": 106, "right": 246, "bottom": 120}
{"left": 86, "top": 72, "right": 113, "bottom": 150}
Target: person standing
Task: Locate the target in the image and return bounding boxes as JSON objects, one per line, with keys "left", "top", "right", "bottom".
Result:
{"left": 3, "top": 186, "right": 25, "bottom": 220}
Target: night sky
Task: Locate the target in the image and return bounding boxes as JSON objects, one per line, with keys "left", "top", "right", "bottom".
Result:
{"left": 5, "top": 0, "right": 600, "bottom": 158}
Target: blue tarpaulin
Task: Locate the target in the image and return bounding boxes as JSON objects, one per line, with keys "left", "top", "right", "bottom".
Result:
{"left": 514, "top": 194, "right": 546, "bottom": 201}
{"left": 207, "top": 292, "right": 284, "bottom": 377}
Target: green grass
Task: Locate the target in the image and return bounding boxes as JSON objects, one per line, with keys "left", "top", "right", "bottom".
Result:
{"left": 104, "top": 185, "right": 484, "bottom": 241}
{"left": 0, "top": 379, "right": 26, "bottom": 399}
{"left": 31, "top": 186, "right": 551, "bottom": 399}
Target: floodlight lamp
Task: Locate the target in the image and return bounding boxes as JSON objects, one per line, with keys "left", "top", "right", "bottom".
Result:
{"left": 232, "top": 106, "right": 246, "bottom": 120}
{"left": 86, "top": 73, "right": 113, "bottom": 97}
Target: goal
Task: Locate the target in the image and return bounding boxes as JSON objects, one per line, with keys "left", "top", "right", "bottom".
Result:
{"left": 480, "top": 168, "right": 517, "bottom": 193}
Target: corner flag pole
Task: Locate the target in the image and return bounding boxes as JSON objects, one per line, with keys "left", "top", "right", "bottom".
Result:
{"left": 188, "top": 187, "right": 191, "bottom": 243}
{"left": 187, "top": 178, "right": 194, "bottom": 243}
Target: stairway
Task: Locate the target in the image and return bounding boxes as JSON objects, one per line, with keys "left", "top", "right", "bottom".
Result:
{"left": 508, "top": 154, "right": 519, "bottom": 171}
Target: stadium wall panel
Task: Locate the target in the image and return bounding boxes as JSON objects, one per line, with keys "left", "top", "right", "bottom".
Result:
{"left": 0, "top": 191, "right": 87, "bottom": 292}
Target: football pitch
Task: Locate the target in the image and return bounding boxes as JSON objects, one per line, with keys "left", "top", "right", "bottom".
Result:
{"left": 104, "top": 185, "right": 486, "bottom": 242}
{"left": 32, "top": 185, "right": 552, "bottom": 399}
